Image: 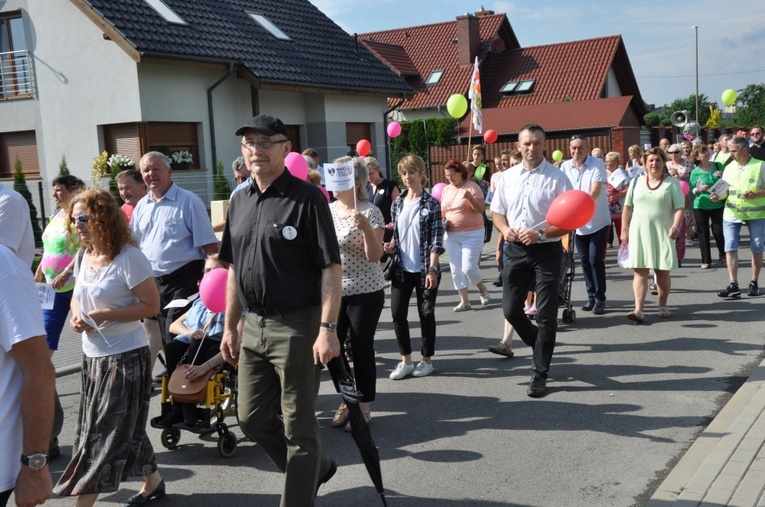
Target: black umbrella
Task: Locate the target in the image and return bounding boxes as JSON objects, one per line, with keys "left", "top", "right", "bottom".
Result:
{"left": 326, "top": 357, "right": 388, "bottom": 506}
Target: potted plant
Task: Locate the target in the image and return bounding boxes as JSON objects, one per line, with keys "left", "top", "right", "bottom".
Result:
{"left": 107, "top": 153, "right": 135, "bottom": 172}
{"left": 171, "top": 150, "right": 194, "bottom": 170}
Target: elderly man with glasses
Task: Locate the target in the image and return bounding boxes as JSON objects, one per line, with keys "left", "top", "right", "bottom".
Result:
{"left": 219, "top": 115, "right": 342, "bottom": 505}
{"left": 561, "top": 134, "right": 611, "bottom": 315}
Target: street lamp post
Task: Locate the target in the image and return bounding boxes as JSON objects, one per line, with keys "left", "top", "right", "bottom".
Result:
{"left": 693, "top": 25, "right": 699, "bottom": 130}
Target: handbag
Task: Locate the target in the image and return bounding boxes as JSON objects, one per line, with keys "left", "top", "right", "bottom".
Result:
{"left": 168, "top": 364, "right": 210, "bottom": 403}
{"left": 167, "top": 313, "right": 216, "bottom": 404}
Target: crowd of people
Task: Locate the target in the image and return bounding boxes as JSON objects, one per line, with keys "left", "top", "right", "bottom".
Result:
{"left": 1, "top": 116, "right": 764, "bottom": 507}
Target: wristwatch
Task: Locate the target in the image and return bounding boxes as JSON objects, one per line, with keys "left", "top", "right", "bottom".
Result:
{"left": 537, "top": 230, "right": 547, "bottom": 242}
{"left": 20, "top": 453, "right": 48, "bottom": 470}
{"left": 66, "top": 267, "right": 74, "bottom": 275}
{"left": 319, "top": 321, "right": 337, "bottom": 332}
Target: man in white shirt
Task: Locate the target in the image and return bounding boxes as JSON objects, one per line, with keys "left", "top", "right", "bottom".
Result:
{"left": 490, "top": 124, "right": 573, "bottom": 397}
{"left": 0, "top": 184, "right": 35, "bottom": 267}
{"left": 561, "top": 135, "right": 611, "bottom": 314}
{"left": 0, "top": 244, "right": 55, "bottom": 507}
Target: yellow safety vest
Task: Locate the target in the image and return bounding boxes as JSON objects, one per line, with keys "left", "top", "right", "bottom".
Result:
{"left": 723, "top": 157, "right": 765, "bottom": 220}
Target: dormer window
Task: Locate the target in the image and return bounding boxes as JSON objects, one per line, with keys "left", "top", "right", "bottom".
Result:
{"left": 143, "top": 0, "right": 187, "bottom": 25}
{"left": 425, "top": 69, "right": 444, "bottom": 86}
{"left": 247, "top": 12, "right": 291, "bottom": 40}
{"left": 500, "top": 79, "right": 536, "bottom": 96}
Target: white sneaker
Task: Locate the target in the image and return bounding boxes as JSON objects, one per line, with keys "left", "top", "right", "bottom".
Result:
{"left": 479, "top": 292, "right": 490, "bottom": 306}
{"left": 453, "top": 302, "right": 472, "bottom": 312}
{"left": 412, "top": 361, "right": 434, "bottom": 377}
{"left": 389, "top": 361, "right": 415, "bottom": 380}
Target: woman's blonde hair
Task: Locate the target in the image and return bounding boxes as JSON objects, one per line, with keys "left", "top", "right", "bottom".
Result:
{"left": 397, "top": 154, "right": 428, "bottom": 186}
{"left": 605, "top": 151, "right": 621, "bottom": 164}
{"left": 67, "top": 188, "right": 136, "bottom": 260}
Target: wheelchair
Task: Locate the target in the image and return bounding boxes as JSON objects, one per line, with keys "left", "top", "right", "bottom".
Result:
{"left": 151, "top": 363, "right": 239, "bottom": 458}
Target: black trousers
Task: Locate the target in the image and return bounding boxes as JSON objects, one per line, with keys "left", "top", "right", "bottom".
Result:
{"left": 502, "top": 241, "right": 562, "bottom": 379}
{"left": 336, "top": 289, "right": 385, "bottom": 402}
{"left": 693, "top": 207, "right": 725, "bottom": 264}
{"left": 155, "top": 260, "right": 205, "bottom": 346}
{"left": 391, "top": 271, "right": 439, "bottom": 358}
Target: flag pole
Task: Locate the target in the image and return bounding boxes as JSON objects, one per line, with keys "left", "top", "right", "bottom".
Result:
{"left": 467, "top": 114, "right": 473, "bottom": 164}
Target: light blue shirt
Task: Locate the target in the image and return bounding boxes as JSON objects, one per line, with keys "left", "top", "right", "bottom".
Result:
{"left": 230, "top": 177, "right": 252, "bottom": 198}
{"left": 560, "top": 155, "right": 611, "bottom": 235}
{"left": 491, "top": 160, "right": 573, "bottom": 241}
{"left": 130, "top": 183, "right": 218, "bottom": 276}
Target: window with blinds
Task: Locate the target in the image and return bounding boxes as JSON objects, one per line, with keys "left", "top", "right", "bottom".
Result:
{"left": 346, "top": 123, "right": 371, "bottom": 155}
{"left": 0, "top": 130, "right": 38, "bottom": 177}
{"left": 102, "top": 121, "right": 200, "bottom": 170}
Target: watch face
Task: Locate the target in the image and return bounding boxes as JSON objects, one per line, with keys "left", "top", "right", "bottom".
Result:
{"left": 25, "top": 453, "right": 48, "bottom": 470}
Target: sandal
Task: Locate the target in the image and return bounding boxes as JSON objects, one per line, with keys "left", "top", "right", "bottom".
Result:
{"left": 700, "top": 263, "right": 710, "bottom": 269}
{"left": 658, "top": 307, "right": 672, "bottom": 318}
{"left": 627, "top": 310, "right": 644, "bottom": 323}
{"left": 649, "top": 282, "right": 658, "bottom": 296}
{"left": 332, "top": 403, "right": 349, "bottom": 428}
{"left": 488, "top": 341, "right": 515, "bottom": 357}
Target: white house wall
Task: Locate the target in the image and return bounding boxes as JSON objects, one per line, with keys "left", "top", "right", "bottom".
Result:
{"left": 606, "top": 67, "right": 622, "bottom": 98}
{"left": 26, "top": 0, "right": 140, "bottom": 183}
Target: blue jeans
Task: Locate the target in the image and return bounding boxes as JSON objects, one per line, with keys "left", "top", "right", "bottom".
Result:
{"left": 43, "top": 289, "right": 73, "bottom": 350}
{"left": 575, "top": 226, "right": 609, "bottom": 302}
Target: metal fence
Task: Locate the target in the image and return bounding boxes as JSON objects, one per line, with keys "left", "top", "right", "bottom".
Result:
{"left": 0, "top": 49, "right": 35, "bottom": 100}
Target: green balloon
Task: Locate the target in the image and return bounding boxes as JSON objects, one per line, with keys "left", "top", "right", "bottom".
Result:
{"left": 722, "top": 88, "right": 737, "bottom": 106}
{"left": 552, "top": 150, "right": 563, "bottom": 161}
{"left": 446, "top": 94, "right": 468, "bottom": 118}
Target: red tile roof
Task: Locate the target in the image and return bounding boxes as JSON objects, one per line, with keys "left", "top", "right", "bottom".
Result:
{"left": 459, "top": 96, "right": 636, "bottom": 135}
{"left": 362, "top": 40, "right": 419, "bottom": 77}
{"left": 360, "top": 14, "right": 510, "bottom": 109}
{"left": 481, "top": 36, "right": 622, "bottom": 108}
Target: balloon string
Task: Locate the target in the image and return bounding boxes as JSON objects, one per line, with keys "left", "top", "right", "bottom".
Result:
{"left": 528, "top": 220, "right": 548, "bottom": 230}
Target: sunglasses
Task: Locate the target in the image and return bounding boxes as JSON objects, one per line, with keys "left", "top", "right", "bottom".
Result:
{"left": 668, "top": 151, "right": 680, "bottom": 155}
{"left": 570, "top": 135, "right": 587, "bottom": 141}
{"left": 71, "top": 214, "right": 89, "bottom": 224}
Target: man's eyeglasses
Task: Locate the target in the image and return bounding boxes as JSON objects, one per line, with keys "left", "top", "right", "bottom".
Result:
{"left": 71, "top": 214, "right": 89, "bottom": 224}
{"left": 241, "top": 139, "right": 288, "bottom": 152}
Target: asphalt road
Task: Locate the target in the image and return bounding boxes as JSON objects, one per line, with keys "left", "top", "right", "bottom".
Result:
{"left": 39, "top": 239, "right": 764, "bottom": 507}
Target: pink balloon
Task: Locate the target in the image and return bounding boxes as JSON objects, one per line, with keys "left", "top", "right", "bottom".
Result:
{"left": 199, "top": 268, "right": 228, "bottom": 313}
{"left": 356, "top": 139, "right": 372, "bottom": 157}
{"left": 318, "top": 185, "right": 330, "bottom": 202}
{"left": 285, "top": 152, "right": 309, "bottom": 181}
{"left": 431, "top": 182, "right": 446, "bottom": 203}
{"left": 679, "top": 180, "right": 690, "bottom": 196}
{"left": 387, "top": 122, "right": 402, "bottom": 139}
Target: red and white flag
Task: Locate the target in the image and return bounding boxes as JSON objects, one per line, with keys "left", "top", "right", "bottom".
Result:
{"left": 468, "top": 56, "right": 482, "bottom": 133}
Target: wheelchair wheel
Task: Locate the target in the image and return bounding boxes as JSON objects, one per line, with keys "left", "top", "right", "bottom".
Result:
{"left": 217, "top": 432, "right": 237, "bottom": 458}
{"left": 161, "top": 428, "right": 181, "bottom": 449}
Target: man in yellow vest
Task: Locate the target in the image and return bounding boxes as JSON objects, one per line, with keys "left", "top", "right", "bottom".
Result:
{"left": 710, "top": 136, "right": 765, "bottom": 298}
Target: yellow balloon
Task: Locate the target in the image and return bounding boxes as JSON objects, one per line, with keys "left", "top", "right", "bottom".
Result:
{"left": 446, "top": 94, "right": 468, "bottom": 118}
{"left": 722, "top": 88, "right": 737, "bottom": 106}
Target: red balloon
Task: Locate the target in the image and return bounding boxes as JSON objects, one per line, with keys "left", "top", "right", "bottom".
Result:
{"left": 356, "top": 139, "right": 372, "bottom": 157}
{"left": 484, "top": 130, "right": 498, "bottom": 144}
{"left": 546, "top": 190, "right": 596, "bottom": 230}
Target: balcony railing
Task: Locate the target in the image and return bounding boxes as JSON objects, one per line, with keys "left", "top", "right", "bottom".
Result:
{"left": 0, "top": 50, "right": 35, "bottom": 100}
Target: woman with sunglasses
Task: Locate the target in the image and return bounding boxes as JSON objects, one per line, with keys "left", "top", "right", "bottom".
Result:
{"left": 55, "top": 189, "right": 165, "bottom": 507}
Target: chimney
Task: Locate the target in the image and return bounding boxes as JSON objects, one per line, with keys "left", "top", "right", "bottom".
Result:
{"left": 456, "top": 14, "right": 480, "bottom": 66}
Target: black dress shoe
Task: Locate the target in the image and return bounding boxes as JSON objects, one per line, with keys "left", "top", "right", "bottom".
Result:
{"left": 492, "top": 275, "right": 503, "bottom": 287}
{"left": 527, "top": 375, "right": 547, "bottom": 398}
{"left": 581, "top": 299, "right": 595, "bottom": 311}
{"left": 125, "top": 480, "right": 165, "bottom": 506}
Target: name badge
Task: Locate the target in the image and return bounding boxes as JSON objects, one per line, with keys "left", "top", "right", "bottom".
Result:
{"left": 282, "top": 226, "right": 297, "bottom": 240}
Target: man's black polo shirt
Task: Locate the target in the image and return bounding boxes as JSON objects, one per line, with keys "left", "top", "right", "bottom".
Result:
{"left": 219, "top": 169, "right": 340, "bottom": 314}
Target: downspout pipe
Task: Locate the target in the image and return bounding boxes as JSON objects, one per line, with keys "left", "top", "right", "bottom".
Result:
{"left": 383, "top": 95, "right": 407, "bottom": 179}
{"left": 207, "top": 63, "right": 235, "bottom": 173}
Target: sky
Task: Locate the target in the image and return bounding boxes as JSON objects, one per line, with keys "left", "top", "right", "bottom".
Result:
{"left": 309, "top": 0, "right": 765, "bottom": 111}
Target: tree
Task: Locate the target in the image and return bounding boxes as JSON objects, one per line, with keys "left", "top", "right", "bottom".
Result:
{"left": 58, "top": 155, "right": 70, "bottom": 176}
{"left": 731, "top": 83, "right": 765, "bottom": 127}
{"left": 213, "top": 160, "right": 231, "bottom": 200}
{"left": 643, "top": 93, "right": 716, "bottom": 127}
{"left": 390, "top": 117, "right": 457, "bottom": 185}
{"left": 12, "top": 155, "right": 43, "bottom": 248}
